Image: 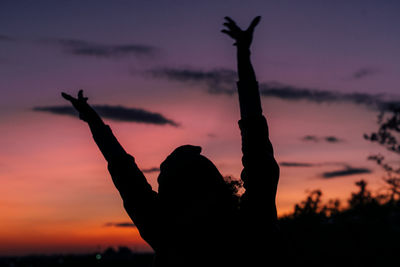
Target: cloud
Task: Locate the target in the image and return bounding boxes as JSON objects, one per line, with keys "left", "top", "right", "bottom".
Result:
{"left": 258, "top": 82, "right": 384, "bottom": 108}
{"left": 49, "top": 38, "right": 157, "bottom": 58}
{"left": 301, "top": 135, "right": 344, "bottom": 143}
{"left": 325, "top": 136, "right": 342, "bottom": 143}
{"left": 280, "top": 161, "right": 355, "bottom": 168}
{"left": 147, "top": 67, "right": 236, "bottom": 94}
{"left": 280, "top": 162, "right": 315, "bottom": 167}
{"left": 0, "top": 35, "right": 157, "bottom": 59}
{"left": 352, "top": 68, "right": 378, "bottom": 80}
{"left": 33, "top": 105, "right": 179, "bottom": 126}
{"left": 321, "top": 166, "right": 372, "bottom": 179}
{"left": 147, "top": 67, "right": 400, "bottom": 110}
{"left": 279, "top": 162, "right": 372, "bottom": 180}
{"left": 142, "top": 167, "right": 160, "bottom": 173}
{"left": 302, "top": 135, "right": 320, "bottom": 142}
{"left": 104, "top": 222, "right": 136, "bottom": 228}
{"left": 207, "top": 133, "right": 217, "bottom": 138}
{"left": 279, "top": 161, "right": 341, "bottom": 168}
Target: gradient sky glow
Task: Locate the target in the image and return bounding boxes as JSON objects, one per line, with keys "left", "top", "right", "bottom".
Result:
{"left": 1, "top": 0, "right": 400, "bottom": 256}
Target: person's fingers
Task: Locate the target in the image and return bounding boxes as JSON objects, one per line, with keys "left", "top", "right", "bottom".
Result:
{"left": 221, "top": 29, "right": 235, "bottom": 39}
{"left": 78, "top": 89, "right": 88, "bottom": 102}
{"left": 224, "top": 16, "right": 236, "bottom": 25}
{"left": 223, "top": 23, "right": 237, "bottom": 33}
{"left": 247, "top": 16, "right": 261, "bottom": 33}
{"left": 224, "top": 17, "right": 241, "bottom": 31}
{"left": 78, "top": 89, "right": 86, "bottom": 100}
{"left": 61, "top": 92, "right": 75, "bottom": 102}
{"left": 224, "top": 22, "right": 240, "bottom": 32}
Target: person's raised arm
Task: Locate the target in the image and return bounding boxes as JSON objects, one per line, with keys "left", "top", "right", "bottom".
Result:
{"left": 221, "top": 16, "right": 262, "bottom": 119}
{"left": 62, "top": 90, "right": 160, "bottom": 249}
{"left": 62, "top": 90, "right": 127, "bottom": 162}
{"left": 222, "top": 17, "right": 279, "bottom": 225}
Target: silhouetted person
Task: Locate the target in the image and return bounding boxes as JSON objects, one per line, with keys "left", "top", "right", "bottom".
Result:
{"left": 62, "top": 16, "right": 279, "bottom": 267}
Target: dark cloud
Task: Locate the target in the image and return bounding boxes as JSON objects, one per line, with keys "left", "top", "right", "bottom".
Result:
{"left": 279, "top": 162, "right": 372, "bottom": 179}
{"left": 147, "top": 67, "right": 400, "bottom": 111}
{"left": 142, "top": 167, "right": 160, "bottom": 173}
{"left": 147, "top": 67, "right": 236, "bottom": 94}
{"left": 280, "top": 162, "right": 315, "bottom": 167}
{"left": 325, "top": 136, "right": 342, "bottom": 143}
{"left": 259, "top": 82, "right": 342, "bottom": 102}
{"left": 104, "top": 222, "right": 136, "bottom": 228}
{"left": 49, "top": 38, "right": 157, "bottom": 58}
{"left": 33, "top": 105, "right": 179, "bottom": 126}
{"left": 302, "top": 135, "right": 320, "bottom": 142}
{"left": 207, "top": 133, "right": 217, "bottom": 138}
{"left": 301, "top": 135, "right": 343, "bottom": 143}
{"left": 377, "top": 101, "right": 400, "bottom": 111}
{"left": 1, "top": 35, "right": 157, "bottom": 58}
{"left": 352, "top": 68, "right": 378, "bottom": 80}
{"left": 321, "top": 166, "right": 372, "bottom": 179}
{"left": 259, "top": 82, "right": 384, "bottom": 108}
{"left": 280, "top": 161, "right": 349, "bottom": 168}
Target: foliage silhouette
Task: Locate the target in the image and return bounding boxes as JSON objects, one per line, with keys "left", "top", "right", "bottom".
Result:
{"left": 365, "top": 105, "right": 400, "bottom": 154}
{"left": 280, "top": 178, "right": 400, "bottom": 266}
{"left": 277, "top": 104, "right": 400, "bottom": 266}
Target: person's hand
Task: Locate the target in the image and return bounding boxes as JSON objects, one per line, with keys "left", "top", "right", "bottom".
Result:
{"left": 221, "top": 16, "right": 261, "bottom": 49}
{"left": 62, "top": 90, "right": 95, "bottom": 122}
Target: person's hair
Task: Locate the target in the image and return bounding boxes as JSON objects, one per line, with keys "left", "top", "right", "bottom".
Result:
{"left": 157, "top": 145, "right": 242, "bottom": 216}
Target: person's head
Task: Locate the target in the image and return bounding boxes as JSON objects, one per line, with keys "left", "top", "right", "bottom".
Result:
{"left": 157, "top": 145, "right": 236, "bottom": 224}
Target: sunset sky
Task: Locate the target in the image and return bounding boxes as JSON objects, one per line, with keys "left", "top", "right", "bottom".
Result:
{"left": 1, "top": 0, "right": 400, "bottom": 256}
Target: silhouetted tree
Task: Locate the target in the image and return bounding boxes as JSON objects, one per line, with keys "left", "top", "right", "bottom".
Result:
{"left": 364, "top": 105, "right": 400, "bottom": 154}
{"left": 291, "top": 189, "right": 341, "bottom": 220}
{"left": 321, "top": 198, "right": 341, "bottom": 217}
{"left": 384, "top": 176, "right": 400, "bottom": 202}
{"left": 293, "top": 190, "right": 324, "bottom": 217}
{"left": 365, "top": 105, "right": 400, "bottom": 204}
{"left": 348, "top": 179, "right": 375, "bottom": 208}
